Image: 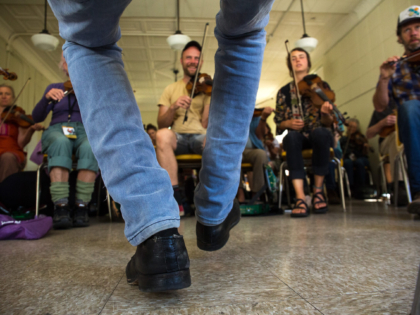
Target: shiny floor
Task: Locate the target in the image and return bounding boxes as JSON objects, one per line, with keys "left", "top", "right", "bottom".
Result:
{"left": 1, "top": 200, "right": 419, "bottom": 315}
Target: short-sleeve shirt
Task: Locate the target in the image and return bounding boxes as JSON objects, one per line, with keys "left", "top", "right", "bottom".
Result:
{"left": 158, "top": 79, "right": 210, "bottom": 135}
{"left": 388, "top": 61, "right": 420, "bottom": 107}
{"left": 368, "top": 105, "right": 395, "bottom": 145}
{"left": 274, "top": 81, "right": 333, "bottom": 137}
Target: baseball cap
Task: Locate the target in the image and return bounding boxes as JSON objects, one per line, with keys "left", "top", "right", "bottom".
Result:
{"left": 398, "top": 6, "right": 420, "bottom": 34}
{"left": 182, "top": 41, "right": 202, "bottom": 54}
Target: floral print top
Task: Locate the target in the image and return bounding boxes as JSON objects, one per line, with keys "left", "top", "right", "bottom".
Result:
{"left": 274, "top": 81, "right": 333, "bottom": 138}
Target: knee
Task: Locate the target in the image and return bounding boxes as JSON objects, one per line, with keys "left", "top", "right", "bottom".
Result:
{"left": 156, "top": 129, "right": 175, "bottom": 149}
{"left": 254, "top": 149, "right": 269, "bottom": 164}
{"left": 399, "top": 100, "right": 420, "bottom": 122}
{"left": 354, "top": 159, "right": 365, "bottom": 168}
{"left": 343, "top": 159, "right": 352, "bottom": 168}
{"left": 284, "top": 131, "right": 300, "bottom": 146}
{"left": 0, "top": 152, "right": 16, "bottom": 163}
{"left": 312, "top": 128, "right": 332, "bottom": 143}
{"left": 47, "top": 136, "right": 70, "bottom": 151}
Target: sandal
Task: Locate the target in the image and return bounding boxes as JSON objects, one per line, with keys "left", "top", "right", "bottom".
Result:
{"left": 291, "top": 199, "right": 310, "bottom": 218}
{"left": 312, "top": 191, "right": 328, "bottom": 214}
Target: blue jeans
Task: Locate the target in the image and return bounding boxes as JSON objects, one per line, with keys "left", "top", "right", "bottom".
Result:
{"left": 343, "top": 157, "right": 369, "bottom": 188}
{"left": 48, "top": 0, "right": 274, "bottom": 245}
{"left": 398, "top": 100, "right": 420, "bottom": 195}
{"left": 174, "top": 133, "right": 206, "bottom": 156}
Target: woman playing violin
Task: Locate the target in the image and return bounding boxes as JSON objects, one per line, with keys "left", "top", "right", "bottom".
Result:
{"left": 274, "top": 48, "right": 335, "bottom": 217}
{"left": 0, "top": 84, "right": 43, "bottom": 182}
{"left": 32, "top": 52, "right": 98, "bottom": 229}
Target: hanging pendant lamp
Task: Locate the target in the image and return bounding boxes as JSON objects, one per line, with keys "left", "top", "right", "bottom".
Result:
{"left": 31, "top": 0, "right": 59, "bottom": 51}
{"left": 167, "top": 0, "right": 191, "bottom": 50}
{"left": 295, "top": 0, "right": 318, "bottom": 52}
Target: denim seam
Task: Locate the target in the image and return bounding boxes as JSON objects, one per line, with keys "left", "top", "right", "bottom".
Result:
{"left": 128, "top": 218, "right": 180, "bottom": 243}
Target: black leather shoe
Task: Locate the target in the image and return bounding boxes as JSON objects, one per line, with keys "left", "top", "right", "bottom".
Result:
{"left": 196, "top": 199, "right": 241, "bottom": 251}
{"left": 53, "top": 204, "right": 72, "bottom": 229}
{"left": 73, "top": 204, "right": 89, "bottom": 227}
{"left": 126, "top": 233, "right": 191, "bottom": 292}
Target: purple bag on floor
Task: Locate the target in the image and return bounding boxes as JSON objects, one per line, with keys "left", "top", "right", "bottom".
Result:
{"left": 0, "top": 214, "right": 52, "bottom": 240}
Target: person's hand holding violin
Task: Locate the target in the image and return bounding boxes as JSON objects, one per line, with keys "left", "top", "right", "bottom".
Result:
{"left": 261, "top": 107, "right": 274, "bottom": 120}
{"left": 171, "top": 96, "right": 191, "bottom": 111}
{"left": 30, "top": 123, "right": 44, "bottom": 131}
{"left": 381, "top": 114, "right": 396, "bottom": 127}
{"left": 380, "top": 56, "right": 400, "bottom": 80}
{"left": 46, "top": 88, "right": 65, "bottom": 102}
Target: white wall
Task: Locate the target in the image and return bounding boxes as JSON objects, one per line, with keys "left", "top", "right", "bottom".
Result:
{"left": 0, "top": 36, "right": 54, "bottom": 171}
{"left": 312, "top": 0, "right": 416, "bottom": 181}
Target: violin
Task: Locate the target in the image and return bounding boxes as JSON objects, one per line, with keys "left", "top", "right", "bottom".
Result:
{"left": 387, "top": 48, "right": 420, "bottom": 65}
{"left": 0, "top": 67, "right": 18, "bottom": 81}
{"left": 349, "top": 131, "right": 374, "bottom": 154}
{"left": 379, "top": 109, "right": 397, "bottom": 138}
{"left": 298, "top": 74, "right": 348, "bottom": 125}
{"left": 1, "top": 105, "right": 38, "bottom": 128}
{"left": 253, "top": 108, "right": 263, "bottom": 117}
{"left": 186, "top": 73, "right": 212, "bottom": 98}
{"left": 49, "top": 80, "right": 75, "bottom": 104}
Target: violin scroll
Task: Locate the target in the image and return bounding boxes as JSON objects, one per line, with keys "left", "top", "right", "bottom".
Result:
{"left": 0, "top": 67, "right": 18, "bottom": 81}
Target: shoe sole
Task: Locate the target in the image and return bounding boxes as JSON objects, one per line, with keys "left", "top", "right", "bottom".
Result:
{"left": 407, "top": 202, "right": 420, "bottom": 215}
{"left": 53, "top": 219, "right": 73, "bottom": 229}
{"left": 128, "top": 269, "right": 191, "bottom": 292}
{"left": 73, "top": 221, "right": 89, "bottom": 227}
{"left": 197, "top": 216, "right": 240, "bottom": 252}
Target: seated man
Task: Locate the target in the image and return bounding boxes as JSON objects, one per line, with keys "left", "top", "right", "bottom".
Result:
{"left": 257, "top": 107, "right": 281, "bottom": 173}
{"left": 32, "top": 53, "right": 98, "bottom": 229}
{"left": 146, "top": 123, "right": 157, "bottom": 146}
{"left": 237, "top": 109, "right": 270, "bottom": 202}
{"left": 366, "top": 103, "right": 407, "bottom": 205}
{"left": 373, "top": 5, "right": 420, "bottom": 214}
{"left": 156, "top": 41, "right": 210, "bottom": 216}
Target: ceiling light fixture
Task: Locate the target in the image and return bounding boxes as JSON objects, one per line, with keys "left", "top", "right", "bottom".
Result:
{"left": 167, "top": 0, "right": 191, "bottom": 50}
{"left": 295, "top": 0, "right": 318, "bottom": 52}
{"left": 31, "top": 0, "right": 59, "bottom": 51}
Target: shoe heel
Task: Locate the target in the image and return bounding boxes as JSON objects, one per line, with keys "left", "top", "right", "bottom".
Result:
{"left": 137, "top": 269, "right": 191, "bottom": 292}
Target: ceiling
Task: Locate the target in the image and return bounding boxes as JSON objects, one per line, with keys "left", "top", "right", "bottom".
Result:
{"left": 0, "top": 0, "right": 380, "bottom": 111}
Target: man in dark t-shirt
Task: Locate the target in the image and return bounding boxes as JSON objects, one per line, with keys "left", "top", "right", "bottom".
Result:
{"left": 366, "top": 103, "right": 407, "bottom": 205}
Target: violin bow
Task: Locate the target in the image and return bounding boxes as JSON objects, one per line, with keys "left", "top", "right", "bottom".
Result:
{"left": 183, "top": 22, "right": 209, "bottom": 124}
{"left": 0, "top": 78, "right": 31, "bottom": 130}
{"left": 285, "top": 40, "right": 304, "bottom": 119}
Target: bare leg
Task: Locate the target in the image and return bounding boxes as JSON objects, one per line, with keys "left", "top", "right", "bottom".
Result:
{"left": 156, "top": 129, "right": 178, "bottom": 186}
{"left": 292, "top": 179, "right": 306, "bottom": 214}
{"left": 384, "top": 163, "right": 392, "bottom": 184}
{"left": 313, "top": 175, "right": 326, "bottom": 209}
{"left": 78, "top": 169, "right": 96, "bottom": 182}
{"left": 50, "top": 167, "right": 69, "bottom": 183}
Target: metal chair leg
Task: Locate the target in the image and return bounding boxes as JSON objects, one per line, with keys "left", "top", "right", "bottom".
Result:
{"left": 35, "top": 163, "right": 44, "bottom": 218}
{"left": 285, "top": 168, "right": 291, "bottom": 209}
{"left": 400, "top": 150, "right": 412, "bottom": 204}
{"left": 342, "top": 167, "right": 351, "bottom": 198}
{"left": 334, "top": 157, "right": 346, "bottom": 211}
{"left": 394, "top": 156, "right": 400, "bottom": 206}
{"left": 367, "top": 169, "right": 374, "bottom": 186}
{"left": 278, "top": 161, "right": 286, "bottom": 209}
{"left": 106, "top": 189, "right": 112, "bottom": 222}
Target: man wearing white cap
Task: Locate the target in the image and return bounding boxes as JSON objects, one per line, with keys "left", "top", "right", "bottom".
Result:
{"left": 373, "top": 5, "right": 420, "bottom": 215}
